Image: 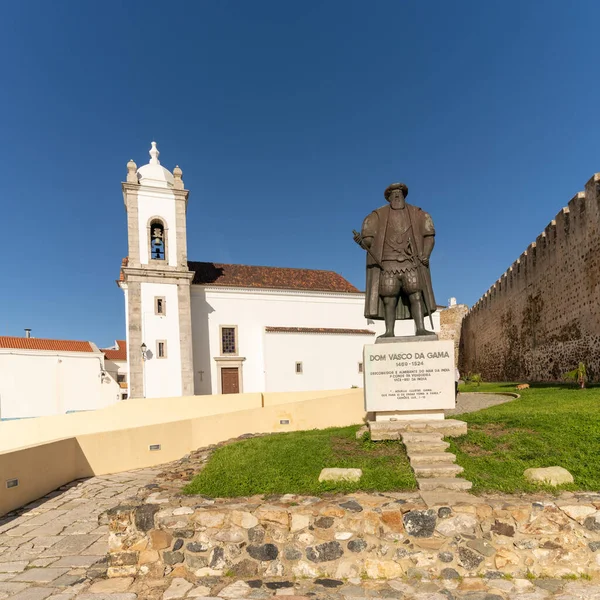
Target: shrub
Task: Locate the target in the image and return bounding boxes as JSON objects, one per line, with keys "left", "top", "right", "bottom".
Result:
{"left": 562, "top": 362, "right": 588, "bottom": 389}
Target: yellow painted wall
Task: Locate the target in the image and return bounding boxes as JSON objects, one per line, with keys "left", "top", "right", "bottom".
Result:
{"left": 0, "top": 388, "right": 365, "bottom": 516}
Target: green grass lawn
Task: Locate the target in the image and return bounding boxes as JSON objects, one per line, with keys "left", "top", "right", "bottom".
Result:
{"left": 183, "top": 425, "right": 417, "bottom": 497}
{"left": 451, "top": 382, "right": 600, "bottom": 493}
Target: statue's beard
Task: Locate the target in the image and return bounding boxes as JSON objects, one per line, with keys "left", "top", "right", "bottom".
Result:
{"left": 389, "top": 198, "right": 406, "bottom": 210}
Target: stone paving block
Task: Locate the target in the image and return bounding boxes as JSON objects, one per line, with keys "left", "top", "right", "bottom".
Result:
{"left": 76, "top": 594, "right": 137, "bottom": 600}
{"left": 6, "top": 588, "right": 56, "bottom": 600}
{"left": 51, "top": 555, "right": 103, "bottom": 568}
{"left": 28, "top": 559, "right": 58, "bottom": 568}
{"left": 0, "top": 561, "right": 29, "bottom": 573}
{"left": 11, "top": 568, "right": 70, "bottom": 582}
{"left": 24, "top": 512, "right": 68, "bottom": 528}
{"left": 60, "top": 522, "right": 98, "bottom": 536}
{"left": 87, "top": 577, "right": 134, "bottom": 593}
{"left": 4, "top": 526, "right": 38, "bottom": 537}
{"left": 1, "top": 535, "right": 36, "bottom": 547}
{"left": 81, "top": 540, "right": 108, "bottom": 556}
{"left": 30, "top": 536, "right": 63, "bottom": 549}
{"left": 39, "top": 535, "right": 100, "bottom": 557}
{"left": 26, "top": 524, "right": 66, "bottom": 537}
{"left": 0, "top": 581, "right": 30, "bottom": 595}
{"left": 51, "top": 573, "right": 86, "bottom": 587}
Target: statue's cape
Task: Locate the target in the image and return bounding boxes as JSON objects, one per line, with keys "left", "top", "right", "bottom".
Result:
{"left": 361, "top": 203, "right": 436, "bottom": 321}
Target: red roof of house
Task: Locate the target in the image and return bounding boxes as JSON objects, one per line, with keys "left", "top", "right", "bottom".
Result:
{"left": 102, "top": 340, "right": 127, "bottom": 361}
{"left": 265, "top": 327, "right": 375, "bottom": 335}
{"left": 188, "top": 262, "right": 360, "bottom": 293}
{"left": 0, "top": 337, "right": 96, "bottom": 353}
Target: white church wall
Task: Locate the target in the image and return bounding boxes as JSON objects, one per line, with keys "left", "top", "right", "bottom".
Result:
{"left": 190, "top": 287, "right": 440, "bottom": 395}
{"left": 264, "top": 332, "right": 368, "bottom": 392}
{"left": 124, "top": 287, "right": 130, "bottom": 394}
{"left": 137, "top": 189, "right": 178, "bottom": 266}
{"left": 0, "top": 351, "right": 121, "bottom": 420}
{"left": 140, "top": 282, "right": 182, "bottom": 398}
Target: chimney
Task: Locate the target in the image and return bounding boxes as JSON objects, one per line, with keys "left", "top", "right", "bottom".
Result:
{"left": 448, "top": 298, "right": 457, "bottom": 308}
{"left": 24, "top": 328, "right": 31, "bottom": 338}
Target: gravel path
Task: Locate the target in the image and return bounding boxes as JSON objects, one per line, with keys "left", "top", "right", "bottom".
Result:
{"left": 444, "top": 391, "right": 516, "bottom": 416}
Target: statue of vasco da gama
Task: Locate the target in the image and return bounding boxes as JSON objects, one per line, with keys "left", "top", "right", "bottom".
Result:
{"left": 353, "top": 182, "right": 437, "bottom": 339}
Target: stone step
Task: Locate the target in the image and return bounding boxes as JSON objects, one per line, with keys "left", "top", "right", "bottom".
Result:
{"left": 401, "top": 432, "right": 444, "bottom": 444}
{"left": 409, "top": 452, "right": 456, "bottom": 466}
{"left": 413, "top": 463, "right": 464, "bottom": 478}
{"left": 417, "top": 477, "right": 473, "bottom": 492}
{"left": 369, "top": 419, "right": 467, "bottom": 439}
{"left": 370, "top": 430, "right": 401, "bottom": 441}
{"left": 404, "top": 441, "right": 450, "bottom": 454}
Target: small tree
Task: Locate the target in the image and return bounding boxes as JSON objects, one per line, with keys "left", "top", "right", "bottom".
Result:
{"left": 464, "top": 372, "right": 483, "bottom": 387}
{"left": 470, "top": 373, "right": 483, "bottom": 387}
{"left": 562, "top": 362, "right": 588, "bottom": 389}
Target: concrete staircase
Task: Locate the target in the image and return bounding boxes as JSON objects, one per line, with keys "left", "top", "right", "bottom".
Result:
{"left": 368, "top": 420, "right": 472, "bottom": 492}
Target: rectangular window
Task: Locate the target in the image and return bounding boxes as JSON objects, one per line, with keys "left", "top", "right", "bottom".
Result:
{"left": 155, "top": 297, "right": 166, "bottom": 316}
{"left": 295, "top": 362, "right": 303, "bottom": 374}
{"left": 157, "top": 340, "right": 167, "bottom": 359}
{"left": 358, "top": 362, "right": 363, "bottom": 374}
{"left": 221, "top": 326, "right": 237, "bottom": 355}
{"left": 117, "top": 374, "right": 126, "bottom": 383}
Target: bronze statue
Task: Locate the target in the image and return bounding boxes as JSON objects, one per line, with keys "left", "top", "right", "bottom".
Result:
{"left": 353, "top": 182, "right": 436, "bottom": 338}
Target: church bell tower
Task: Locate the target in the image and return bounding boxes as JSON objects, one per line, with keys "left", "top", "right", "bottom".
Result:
{"left": 119, "top": 142, "right": 194, "bottom": 398}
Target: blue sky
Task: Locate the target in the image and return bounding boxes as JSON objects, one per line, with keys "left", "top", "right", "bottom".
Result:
{"left": 2, "top": 1, "right": 599, "bottom": 347}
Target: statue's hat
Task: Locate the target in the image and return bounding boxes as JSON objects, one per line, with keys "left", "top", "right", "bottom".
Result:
{"left": 384, "top": 182, "right": 408, "bottom": 200}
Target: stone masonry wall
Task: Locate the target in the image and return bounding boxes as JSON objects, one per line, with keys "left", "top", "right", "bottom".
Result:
{"left": 439, "top": 304, "right": 468, "bottom": 368}
{"left": 108, "top": 489, "right": 600, "bottom": 581}
{"left": 460, "top": 173, "right": 600, "bottom": 382}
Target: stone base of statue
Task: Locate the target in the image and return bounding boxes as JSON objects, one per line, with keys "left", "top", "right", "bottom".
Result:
{"left": 364, "top": 335, "right": 456, "bottom": 426}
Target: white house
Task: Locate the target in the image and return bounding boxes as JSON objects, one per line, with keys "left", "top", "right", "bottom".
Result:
{"left": 101, "top": 340, "right": 128, "bottom": 400}
{"left": 118, "top": 143, "right": 441, "bottom": 399}
{"left": 0, "top": 334, "right": 122, "bottom": 419}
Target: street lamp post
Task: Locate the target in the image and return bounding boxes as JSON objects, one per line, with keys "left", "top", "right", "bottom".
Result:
{"left": 141, "top": 343, "right": 147, "bottom": 398}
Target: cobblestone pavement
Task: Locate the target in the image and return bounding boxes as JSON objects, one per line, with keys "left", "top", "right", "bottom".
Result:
{"left": 3, "top": 465, "right": 600, "bottom": 599}
{"left": 444, "top": 392, "right": 515, "bottom": 416}
{"left": 0, "top": 469, "right": 159, "bottom": 599}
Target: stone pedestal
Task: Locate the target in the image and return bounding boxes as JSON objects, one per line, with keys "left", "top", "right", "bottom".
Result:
{"left": 364, "top": 335, "right": 456, "bottom": 422}
{"left": 364, "top": 335, "right": 472, "bottom": 491}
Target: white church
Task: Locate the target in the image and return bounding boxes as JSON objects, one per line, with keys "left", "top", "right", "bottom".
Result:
{"left": 119, "top": 143, "right": 441, "bottom": 399}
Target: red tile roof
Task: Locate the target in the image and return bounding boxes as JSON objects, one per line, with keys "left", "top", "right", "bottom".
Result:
{"left": 102, "top": 340, "right": 127, "bottom": 361}
{"left": 118, "top": 257, "right": 361, "bottom": 293}
{"left": 0, "top": 337, "right": 96, "bottom": 353}
{"left": 189, "top": 262, "right": 360, "bottom": 293}
{"left": 265, "top": 327, "right": 375, "bottom": 335}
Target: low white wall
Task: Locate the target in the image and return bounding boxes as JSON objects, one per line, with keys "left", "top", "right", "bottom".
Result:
{"left": 0, "top": 388, "right": 366, "bottom": 517}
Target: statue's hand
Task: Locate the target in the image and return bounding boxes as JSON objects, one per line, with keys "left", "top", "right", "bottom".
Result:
{"left": 353, "top": 232, "right": 364, "bottom": 247}
{"left": 420, "top": 256, "right": 430, "bottom": 267}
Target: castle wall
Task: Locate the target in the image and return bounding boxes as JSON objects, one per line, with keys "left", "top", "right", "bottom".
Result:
{"left": 459, "top": 173, "right": 600, "bottom": 382}
{"left": 439, "top": 304, "right": 468, "bottom": 367}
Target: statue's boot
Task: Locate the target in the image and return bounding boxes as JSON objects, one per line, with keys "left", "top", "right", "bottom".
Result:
{"left": 377, "top": 297, "right": 397, "bottom": 339}
{"left": 411, "top": 293, "right": 435, "bottom": 336}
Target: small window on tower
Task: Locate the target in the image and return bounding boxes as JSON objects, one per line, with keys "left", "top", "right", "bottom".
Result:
{"left": 358, "top": 362, "right": 363, "bottom": 374}
{"left": 157, "top": 340, "right": 167, "bottom": 358}
{"left": 150, "top": 221, "right": 165, "bottom": 260}
{"left": 155, "top": 297, "right": 166, "bottom": 316}
{"left": 295, "top": 362, "right": 303, "bottom": 374}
